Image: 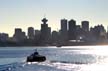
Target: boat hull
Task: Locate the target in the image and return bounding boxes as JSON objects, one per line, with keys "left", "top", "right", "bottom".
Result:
{"left": 26, "top": 55, "right": 46, "bottom": 62}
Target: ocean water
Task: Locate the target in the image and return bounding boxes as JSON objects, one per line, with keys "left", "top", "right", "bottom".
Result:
{"left": 0, "top": 46, "right": 108, "bottom": 71}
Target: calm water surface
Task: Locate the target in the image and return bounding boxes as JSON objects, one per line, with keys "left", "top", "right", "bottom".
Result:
{"left": 0, "top": 46, "right": 108, "bottom": 71}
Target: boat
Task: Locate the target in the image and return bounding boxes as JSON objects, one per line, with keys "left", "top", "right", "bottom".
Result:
{"left": 26, "top": 50, "right": 46, "bottom": 62}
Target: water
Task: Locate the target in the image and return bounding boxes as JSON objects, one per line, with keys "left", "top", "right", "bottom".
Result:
{"left": 0, "top": 46, "right": 108, "bottom": 71}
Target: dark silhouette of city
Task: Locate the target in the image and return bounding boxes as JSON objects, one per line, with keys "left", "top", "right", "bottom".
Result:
{"left": 0, "top": 17, "right": 108, "bottom": 47}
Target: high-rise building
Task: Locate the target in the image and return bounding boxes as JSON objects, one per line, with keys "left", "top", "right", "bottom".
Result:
{"left": 48, "top": 27, "right": 51, "bottom": 38}
{"left": 61, "top": 19, "right": 67, "bottom": 32}
{"left": 35, "top": 30, "right": 40, "bottom": 36}
{"left": 90, "top": 25, "right": 107, "bottom": 41}
{"left": 28, "top": 27, "right": 35, "bottom": 39}
{"left": 22, "top": 32, "right": 27, "bottom": 40}
{"left": 60, "top": 19, "right": 68, "bottom": 42}
{"left": 81, "top": 21, "right": 89, "bottom": 32}
{"left": 34, "top": 30, "right": 41, "bottom": 43}
{"left": 0, "top": 33, "right": 9, "bottom": 42}
{"left": 68, "top": 19, "right": 77, "bottom": 40}
{"left": 40, "top": 18, "right": 51, "bottom": 44}
{"left": 81, "top": 21, "right": 90, "bottom": 41}
{"left": 14, "top": 28, "right": 22, "bottom": 35}
{"left": 52, "top": 31, "right": 59, "bottom": 44}
{"left": 13, "top": 28, "right": 24, "bottom": 42}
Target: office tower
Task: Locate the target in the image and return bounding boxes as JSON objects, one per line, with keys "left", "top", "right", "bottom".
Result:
{"left": 76, "top": 25, "right": 82, "bottom": 40}
{"left": 0, "top": 33, "right": 9, "bottom": 42}
{"left": 13, "top": 28, "right": 25, "bottom": 42}
{"left": 48, "top": 27, "right": 51, "bottom": 39}
{"left": 52, "top": 31, "right": 59, "bottom": 44}
{"left": 34, "top": 30, "right": 41, "bottom": 42}
{"left": 90, "top": 25, "right": 106, "bottom": 41}
{"left": 81, "top": 21, "right": 90, "bottom": 41}
{"left": 35, "top": 30, "right": 40, "bottom": 36}
{"left": 68, "top": 19, "right": 77, "bottom": 40}
{"left": 22, "top": 32, "right": 27, "bottom": 40}
{"left": 61, "top": 19, "right": 67, "bottom": 32}
{"left": 81, "top": 21, "right": 89, "bottom": 32}
{"left": 28, "top": 27, "right": 35, "bottom": 39}
{"left": 60, "top": 19, "right": 68, "bottom": 42}
{"left": 14, "top": 28, "right": 22, "bottom": 35}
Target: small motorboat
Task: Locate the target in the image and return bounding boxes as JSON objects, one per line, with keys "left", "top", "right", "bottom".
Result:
{"left": 26, "top": 50, "right": 46, "bottom": 62}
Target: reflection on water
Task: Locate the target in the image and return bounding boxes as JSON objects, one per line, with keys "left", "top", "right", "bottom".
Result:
{"left": 0, "top": 45, "right": 108, "bottom": 71}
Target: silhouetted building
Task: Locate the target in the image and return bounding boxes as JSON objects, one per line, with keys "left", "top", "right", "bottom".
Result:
{"left": 48, "top": 27, "right": 51, "bottom": 41}
{"left": 61, "top": 19, "right": 67, "bottom": 31}
{"left": 76, "top": 25, "right": 83, "bottom": 41}
{"left": 81, "top": 21, "right": 90, "bottom": 41}
{"left": 22, "top": 32, "right": 27, "bottom": 40}
{"left": 0, "top": 33, "right": 9, "bottom": 42}
{"left": 60, "top": 19, "right": 68, "bottom": 42}
{"left": 90, "top": 27, "right": 97, "bottom": 41}
{"left": 35, "top": 30, "right": 41, "bottom": 36}
{"left": 13, "top": 28, "right": 26, "bottom": 42}
{"left": 40, "top": 18, "right": 51, "bottom": 45}
{"left": 81, "top": 21, "right": 89, "bottom": 32}
{"left": 28, "top": 27, "right": 35, "bottom": 39}
{"left": 13, "top": 28, "right": 22, "bottom": 41}
{"left": 68, "top": 19, "right": 77, "bottom": 40}
{"left": 52, "top": 31, "right": 59, "bottom": 44}
{"left": 90, "top": 25, "right": 107, "bottom": 41}
{"left": 34, "top": 30, "right": 41, "bottom": 44}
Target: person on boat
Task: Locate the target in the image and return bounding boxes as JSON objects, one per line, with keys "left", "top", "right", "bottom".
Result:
{"left": 34, "top": 49, "right": 39, "bottom": 54}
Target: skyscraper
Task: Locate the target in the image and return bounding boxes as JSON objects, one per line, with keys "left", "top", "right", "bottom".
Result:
{"left": 52, "top": 31, "right": 59, "bottom": 44}
{"left": 28, "top": 27, "right": 35, "bottom": 39}
{"left": 61, "top": 19, "right": 67, "bottom": 32}
{"left": 81, "top": 21, "right": 89, "bottom": 32}
{"left": 60, "top": 19, "right": 68, "bottom": 42}
{"left": 68, "top": 19, "right": 77, "bottom": 40}
{"left": 13, "top": 28, "right": 25, "bottom": 42}
{"left": 0, "top": 33, "right": 9, "bottom": 42}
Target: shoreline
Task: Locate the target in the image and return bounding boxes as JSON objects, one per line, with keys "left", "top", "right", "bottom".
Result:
{"left": 0, "top": 42, "right": 108, "bottom": 47}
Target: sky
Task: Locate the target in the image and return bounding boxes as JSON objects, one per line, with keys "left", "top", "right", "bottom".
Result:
{"left": 0, "top": 0, "right": 108, "bottom": 37}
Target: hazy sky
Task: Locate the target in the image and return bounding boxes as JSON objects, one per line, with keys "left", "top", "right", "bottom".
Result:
{"left": 0, "top": 0, "right": 108, "bottom": 36}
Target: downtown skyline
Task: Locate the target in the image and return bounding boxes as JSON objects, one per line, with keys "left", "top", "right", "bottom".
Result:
{"left": 0, "top": 0, "right": 108, "bottom": 36}
{"left": 0, "top": 17, "right": 107, "bottom": 46}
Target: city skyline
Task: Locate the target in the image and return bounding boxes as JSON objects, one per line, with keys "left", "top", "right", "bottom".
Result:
{"left": 0, "top": 0, "right": 108, "bottom": 36}
{"left": 0, "top": 17, "right": 107, "bottom": 46}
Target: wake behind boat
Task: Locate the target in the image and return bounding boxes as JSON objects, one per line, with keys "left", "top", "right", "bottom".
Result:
{"left": 26, "top": 49, "right": 46, "bottom": 62}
